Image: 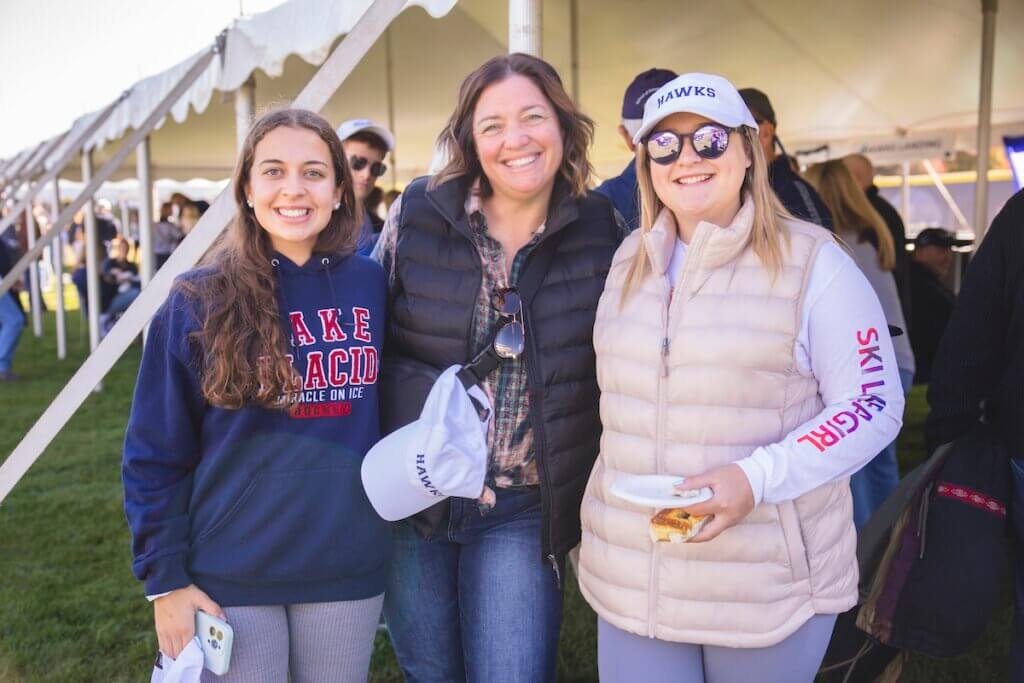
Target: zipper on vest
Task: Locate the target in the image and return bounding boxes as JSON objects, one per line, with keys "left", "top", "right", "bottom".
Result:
{"left": 661, "top": 337, "right": 670, "bottom": 377}
{"left": 648, "top": 288, "right": 672, "bottom": 638}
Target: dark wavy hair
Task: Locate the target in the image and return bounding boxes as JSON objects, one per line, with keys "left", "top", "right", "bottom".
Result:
{"left": 181, "top": 108, "right": 358, "bottom": 409}
{"left": 430, "top": 53, "right": 594, "bottom": 198}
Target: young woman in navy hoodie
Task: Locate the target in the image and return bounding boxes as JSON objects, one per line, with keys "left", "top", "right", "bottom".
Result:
{"left": 122, "top": 108, "right": 389, "bottom": 681}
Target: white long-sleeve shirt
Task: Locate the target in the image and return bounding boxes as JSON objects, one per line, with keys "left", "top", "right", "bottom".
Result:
{"left": 666, "top": 238, "right": 905, "bottom": 506}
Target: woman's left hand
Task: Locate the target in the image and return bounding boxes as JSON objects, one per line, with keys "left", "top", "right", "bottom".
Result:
{"left": 673, "top": 464, "right": 755, "bottom": 543}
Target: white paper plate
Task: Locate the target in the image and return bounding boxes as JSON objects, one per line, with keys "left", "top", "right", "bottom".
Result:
{"left": 610, "top": 474, "right": 713, "bottom": 508}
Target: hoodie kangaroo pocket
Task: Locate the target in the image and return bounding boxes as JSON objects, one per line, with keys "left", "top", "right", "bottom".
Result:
{"left": 191, "top": 464, "right": 388, "bottom": 584}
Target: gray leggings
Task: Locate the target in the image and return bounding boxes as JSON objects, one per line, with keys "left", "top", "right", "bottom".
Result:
{"left": 201, "top": 594, "right": 383, "bottom": 683}
{"left": 598, "top": 613, "right": 837, "bottom": 683}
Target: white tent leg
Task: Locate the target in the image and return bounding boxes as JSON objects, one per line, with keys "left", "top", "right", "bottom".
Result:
{"left": 24, "top": 206, "right": 43, "bottom": 338}
{"left": 509, "top": 0, "right": 542, "bottom": 56}
{"left": 973, "top": 0, "right": 997, "bottom": 246}
{"left": 922, "top": 160, "right": 970, "bottom": 231}
{"left": 136, "top": 136, "right": 155, "bottom": 288}
{"left": 81, "top": 150, "right": 102, "bottom": 361}
{"left": 569, "top": 0, "right": 580, "bottom": 102}
{"left": 385, "top": 27, "right": 398, "bottom": 188}
{"left": 900, "top": 162, "right": 911, "bottom": 226}
{"left": 234, "top": 77, "right": 256, "bottom": 152}
{"left": 52, "top": 179, "right": 66, "bottom": 360}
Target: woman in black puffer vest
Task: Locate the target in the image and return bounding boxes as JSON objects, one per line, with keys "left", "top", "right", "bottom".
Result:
{"left": 371, "top": 53, "right": 623, "bottom": 682}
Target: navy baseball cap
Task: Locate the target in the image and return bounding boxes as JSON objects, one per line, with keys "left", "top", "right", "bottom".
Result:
{"left": 622, "top": 68, "right": 678, "bottom": 120}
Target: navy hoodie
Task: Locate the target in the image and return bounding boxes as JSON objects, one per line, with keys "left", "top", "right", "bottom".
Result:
{"left": 123, "top": 252, "right": 390, "bottom": 606}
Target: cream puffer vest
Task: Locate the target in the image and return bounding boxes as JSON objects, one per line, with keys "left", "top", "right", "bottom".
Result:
{"left": 579, "top": 201, "right": 858, "bottom": 648}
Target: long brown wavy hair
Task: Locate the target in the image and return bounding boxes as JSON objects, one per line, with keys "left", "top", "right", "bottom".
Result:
{"left": 180, "top": 108, "right": 358, "bottom": 409}
{"left": 430, "top": 53, "right": 594, "bottom": 198}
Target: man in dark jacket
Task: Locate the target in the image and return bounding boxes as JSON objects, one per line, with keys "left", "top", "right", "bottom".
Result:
{"left": 909, "top": 228, "right": 961, "bottom": 383}
{"left": 739, "top": 87, "right": 833, "bottom": 231}
{"left": 923, "top": 190, "right": 1024, "bottom": 678}
{"left": 845, "top": 153, "right": 911, "bottom": 317}
{"left": 595, "top": 67, "right": 676, "bottom": 231}
{"left": 0, "top": 238, "right": 25, "bottom": 381}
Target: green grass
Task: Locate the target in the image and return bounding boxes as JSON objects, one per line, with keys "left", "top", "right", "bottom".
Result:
{"left": 0, "top": 314, "right": 1011, "bottom": 681}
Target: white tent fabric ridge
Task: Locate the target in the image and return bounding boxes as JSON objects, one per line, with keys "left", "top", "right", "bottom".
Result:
{"left": 67, "top": 0, "right": 456, "bottom": 156}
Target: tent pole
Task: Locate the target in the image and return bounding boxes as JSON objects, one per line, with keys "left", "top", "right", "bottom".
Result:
{"left": 119, "top": 200, "right": 131, "bottom": 239}
{"left": 900, "top": 161, "right": 911, "bottom": 226}
{"left": 52, "top": 179, "right": 66, "bottom": 360}
{"left": 509, "top": 0, "right": 542, "bottom": 56}
{"left": 922, "top": 160, "right": 970, "bottom": 231}
{"left": 385, "top": 27, "right": 398, "bottom": 188}
{"left": 81, "top": 150, "right": 102, "bottom": 358}
{"left": 569, "top": 0, "right": 579, "bottom": 103}
{"left": 136, "top": 136, "right": 155, "bottom": 288}
{"left": 234, "top": 76, "right": 256, "bottom": 152}
{"left": 24, "top": 206, "right": 43, "bottom": 338}
{"left": 973, "top": 0, "right": 997, "bottom": 245}
{"left": 0, "top": 142, "right": 45, "bottom": 200}
{"left": 0, "top": 0, "right": 410, "bottom": 505}
{"left": 0, "top": 43, "right": 219, "bottom": 299}
{"left": 0, "top": 94, "right": 126, "bottom": 244}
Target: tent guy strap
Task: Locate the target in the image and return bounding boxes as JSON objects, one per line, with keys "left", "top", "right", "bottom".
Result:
{"left": 0, "top": 39, "right": 222, "bottom": 300}
{"left": 0, "top": 0, "right": 409, "bottom": 505}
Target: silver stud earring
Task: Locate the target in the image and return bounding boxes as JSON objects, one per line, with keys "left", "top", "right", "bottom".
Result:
{"left": 246, "top": 198, "right": 253, "bottom": 208}
{"left": 334, "top": 202, "right": 341, "bottom": 210}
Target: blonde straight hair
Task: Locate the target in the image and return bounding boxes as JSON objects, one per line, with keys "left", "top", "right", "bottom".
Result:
{"left": 804, "top": 160, "right": 895, "bottom": 271}
{"left": 622, "top": 126, "right": 791, "bottom": 302}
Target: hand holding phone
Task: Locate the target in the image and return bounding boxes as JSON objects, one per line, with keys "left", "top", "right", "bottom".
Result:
{"left": 153, "top": 584, "right": 225, "bottom": 659}
{"left": 195, "top": 610, "right": 234, "bottom": 675}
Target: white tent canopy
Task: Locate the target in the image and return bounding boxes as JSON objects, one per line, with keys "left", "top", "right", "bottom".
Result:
{"left": 8, "top": 0, "right": 1023, "bottom": 188}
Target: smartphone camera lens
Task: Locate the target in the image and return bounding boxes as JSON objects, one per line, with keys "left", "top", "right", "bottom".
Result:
{"left": 216, "top": 630, "right": 223, "bottom": 641}
{"left": 209, "top": 626, "right": 216, "bottom": 636}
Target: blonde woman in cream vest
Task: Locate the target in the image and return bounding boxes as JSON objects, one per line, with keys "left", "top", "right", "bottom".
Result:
{"left": 578, "top": 73, "right": 905, "bottom": 682}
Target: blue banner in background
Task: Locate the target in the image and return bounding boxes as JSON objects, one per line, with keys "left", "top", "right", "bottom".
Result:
{"left": 1005, "top": 136, "right": 1024, "bottom": 191}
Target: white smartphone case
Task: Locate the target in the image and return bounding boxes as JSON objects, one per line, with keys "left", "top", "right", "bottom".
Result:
{"left": 195, "top": 611, "right": 234, "bottom": 675}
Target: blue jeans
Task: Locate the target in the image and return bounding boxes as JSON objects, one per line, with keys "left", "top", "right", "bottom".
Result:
{"left": 0, "top": 294, "right": 24, "bottom": 373}
{"left": 851, "top": 368, "right": 914, "bottom": 530}
{"left": 383, "top": 487, "right": 563, "bottom": 683}
{"left": 1011, "top": 459, "right": 1024, "bottom": 681}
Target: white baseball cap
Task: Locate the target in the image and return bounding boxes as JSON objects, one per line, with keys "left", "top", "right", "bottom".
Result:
{"left": 337, "top": 118, "right": 395, "bottom": 152}
{"left": 632, "top": 73, "right": 758, "bottom": 145}
{"left": 361, "top": 365, "right": 491, "bottom": 521}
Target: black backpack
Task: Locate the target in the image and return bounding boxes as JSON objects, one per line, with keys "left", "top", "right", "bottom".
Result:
{"left": 820, "top": 425, "right": 1010, "bottom": 681}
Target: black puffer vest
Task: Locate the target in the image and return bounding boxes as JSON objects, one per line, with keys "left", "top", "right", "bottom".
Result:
{"left": 381, "top": 175, "right": 621, "bottom": 563}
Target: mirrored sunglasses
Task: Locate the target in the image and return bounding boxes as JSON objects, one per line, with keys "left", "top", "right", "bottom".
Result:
{"left": 491, "top": 287, "right": 524, "bottom": 360}
{"left": 646, "top": 123, "right": 736, "bottom": 165}
{"left": 349, "top": 155, "right": 387, "bottom": 178}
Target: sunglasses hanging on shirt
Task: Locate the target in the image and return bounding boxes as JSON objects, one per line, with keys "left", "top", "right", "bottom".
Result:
{"left": 646, "top": 123, "right": 736, "bottom": 165}
{"left": 349, "top": 155, "right": 388, "bottom": 178}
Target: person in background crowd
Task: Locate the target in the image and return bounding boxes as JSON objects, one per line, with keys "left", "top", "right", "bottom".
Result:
{"left": 923, "top": 190, "right": 1024, "bottom": 678}
{"left": 739, "top": 88, "right": 833, "bottom": 231}
{"left": 100, "top": 236, "right": 141, "bottom": 333}
{"left": 804, "top": 159, "right": 914, "bottom": 529}
{"left": 580, "top": 72, "right": 902, "bottom": 683}
{"left": 373, "top": 53, "right": 624, "bottom": 682}
{"left": 596, "top": 67, "right": 677, "bottom": 231}
{"left": 909, "top": 227, "right": 962, "bottom": 383}
{"left": 844, "top": 153, "right": 911, "bottom": 319}
{"left": 94, "top": 199, "right": 120, "bottom": 242}
{"left": 153, "top": 202, "right": 183, "bottom": 269}
{"left": 337, "top": 118, "right": 394, "bottom": 255}
{"left": 123, "top": 108, "right": 389, "bottom": 681}
{"left": 0, "top": 236, "right": 24, "bottom": 381}
{"left": 178, "top": 202, "right": 201, "bottom": 236}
